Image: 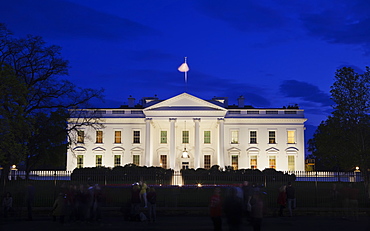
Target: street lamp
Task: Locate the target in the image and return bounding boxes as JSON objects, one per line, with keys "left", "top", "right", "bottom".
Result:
{"left": 10, "top": 164, "right": 17, "bottom": 180}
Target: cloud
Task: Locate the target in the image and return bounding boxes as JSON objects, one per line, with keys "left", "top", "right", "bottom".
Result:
{"left": 0, "top": 0, "right": 157, "bottom": 41}
{"left": 279, "top": 80, "right": 332, "bottom": 107}
{"left": 300, "top": 0, "right": 370, "bottom": 50}
{"left": 196, "top": 0, "right": 288, "bottom": 32}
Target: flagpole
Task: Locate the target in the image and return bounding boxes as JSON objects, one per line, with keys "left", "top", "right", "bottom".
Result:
{"left": 178, "top": 57, "right": 189, "bottom": 92}
{"left": 184, "top": 57, "right": 187, "bottom": 92}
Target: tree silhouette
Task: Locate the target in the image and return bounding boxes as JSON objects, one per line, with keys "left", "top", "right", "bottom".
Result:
{"left": 309, "top": 66, "right": 370, "bottom": 196}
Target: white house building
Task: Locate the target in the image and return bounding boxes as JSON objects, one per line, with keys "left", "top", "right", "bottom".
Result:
{"left": 67, "top": 93, "right": 307, "bottom": 172}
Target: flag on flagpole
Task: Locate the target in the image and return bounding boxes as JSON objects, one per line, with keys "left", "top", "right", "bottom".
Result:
{"left": 178, "top": 62, "right": 189, "bottom": 72}
{"left": 178, "top": 57, "right": 189, "bottom": 84}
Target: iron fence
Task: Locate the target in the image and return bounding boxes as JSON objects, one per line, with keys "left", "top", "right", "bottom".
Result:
{"left": 0, "top": 170, "right": 367, "bottom": 212}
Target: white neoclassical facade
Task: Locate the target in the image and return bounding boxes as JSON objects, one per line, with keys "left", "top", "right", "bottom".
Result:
{"left": 66, "top": 93, "right": 307, "bottom": 172}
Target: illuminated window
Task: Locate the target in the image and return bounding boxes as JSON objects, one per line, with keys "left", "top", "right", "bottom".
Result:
{"left": 287, "top": 130, "right": 295, "bottom": 144}
{"left": 77, "top": 155, "right": 84, "bottom": 168}
{"left": 77, "top": 130, "right": 84, "bottom": 143}
{"left": 182, "top": 131, "right": 189, "bottom": 144}
{"left": 160, "top": 155, "right": 167, "bottom": 169}
{"left": 133, "top": 155, "right": 140, "bottom": 165}
{"left": 114, "top": 131, "right": 121, "bottom": 143}
{"left": 231, "top": 155, "right": 238, "bottom": 170}
{"left": 250, "top": 155, "right": 257, "bottom": 169}
{"left": 250, "top": 131, "right": 257, "bottom": 144}
{"left": 96, "top": 155, "right": 102, "bottom": 167}
{"left": 269, "top": 131, "right": 276, "bottom": 144}
{"left": 288, "top": 156, "right": 295, "bottom": 171}
{"left": 114, "top": 155, "right": 121, "bottom": 167}
{"left": 133, "top": 131, "right": 140, "bottom": 144}
{"left": 269, "top": 156, "right": 276, "bottom": 169}
{"left": 204, "top": 131, "right": 211, "bottom": 144}
{"left": 160, "top": 131, "right": 167, "bottom": 144}
{"left": 96, "top": 131, "right": 103, "bottom": 143}
{"left": 231, "top": 130, "right": 239, "bottom": 144}
{"left": 204, "top": 155, "right": 211, "bottom": 169}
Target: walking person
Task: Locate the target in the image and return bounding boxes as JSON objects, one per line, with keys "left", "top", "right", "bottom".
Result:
{"left": 2, "top": 192, "right": 13, "bottom": 218}
{"left": 330, "top": 183, "right": 339, "bottom": 216}
{"left": 242, "top": 181, "right": 253, "bottom": 220}
{"left": 139, "top": 181, "right": 148, "bottom": 208}
{"left": 87, "top": 183, "right": 95, "bottom": 221}
{"left": 147, "top": 187, "right": 157, "bottom": 223}
{"left": 66, "top": 184, "right": 77, "bottom": 222}
{"left": 348, "top": 183, "right": 359, "bottom": 220}
{"left": 250, "top": 191, "right": 264, "bottom": 231}
{"left": 52, "top": 192, "right": 67, "bottom": 224}
{"left": 26, "top": 183, "right": 35, "bottom": 221}
{"left": 130, "top": 183, "right": 141, "bottom": 221}
{"left": 75, "top": 184, "right": 90, "bottom": 222}
{"left": 277, "top": 185, "right": 286, "bottom": 217}
{"left": 92, "top": 184, "right": 104, "bottom": 222}
{"left": 286, "top": 182, "right": 296, "bottom": 217}
{"left": 223, "top": 187, "right": 243, "bottom": 231}
{"left": 209, "top": 187, "right": 223, "bottom": 231}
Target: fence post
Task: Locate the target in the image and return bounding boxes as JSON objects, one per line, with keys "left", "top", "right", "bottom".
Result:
{"left": 1, "top": 168, "right": 5, "bottom": 192}
{"left": 315, "top": 171, "right": 318, "bottom": 208}
{"left": 264, "top": 175, "right": 267, "bottom": 188}
{"left": 54, "top": 170, "right": 57, "bottom": 187}
{"left": 104, "top": 169, "right": 107, "bottom": 186}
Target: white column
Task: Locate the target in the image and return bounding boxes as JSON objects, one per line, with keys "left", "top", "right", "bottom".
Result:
{"left": 145, "top": 118, "right": 152, "bottom": 166}
{"left": 193, "top": 118, "right": 200, "bottom": 169}
{"left": 218, "top": 118, "right": 225, "bottom": 168}
{"left": 169, "top": 118, "right": 177, "bottom": 170}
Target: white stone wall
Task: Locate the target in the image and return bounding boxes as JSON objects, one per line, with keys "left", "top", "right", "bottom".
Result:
{"left": 67, "top": 117, "right": 305, "bottom": 171}
{"left": 66, "top": 93, "right": 307, "bottom": 172}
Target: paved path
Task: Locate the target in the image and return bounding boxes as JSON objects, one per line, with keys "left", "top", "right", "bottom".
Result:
{"left": 1, "top": 213, "right": 370, "bottom": 231}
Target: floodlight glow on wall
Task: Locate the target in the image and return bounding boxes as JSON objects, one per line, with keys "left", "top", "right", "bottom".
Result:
{"left": 182, "top": 148, "right": 189, "bottom": 158}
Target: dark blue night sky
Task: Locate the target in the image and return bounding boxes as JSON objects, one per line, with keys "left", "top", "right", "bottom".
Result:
{"left": 2, "top": 0, "right": 370, "bottom": 145}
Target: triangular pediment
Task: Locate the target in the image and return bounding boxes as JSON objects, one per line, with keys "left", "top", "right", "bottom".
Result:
{"left": 227, "top": 147, "right": 241, "bottom": 152}
{"left": 112, "top": 146, "right": 125, "bottom": 152}
{"left": 285, "top": 147, "right": 299, "bottom": 153}
{"left": 73, "top": 146, "right": 87, "bottom": 152}
{"left": 266, "top": 147, "right": 279, "bottom": 153}
{"left": 92, "top": 147, "right": 106, "bottom": 152}
{"left": 247, "top": 147, "right": 260, "bottom": 152}
{"left": 131, "top": 147, "right": 144, "bottom": 152}
{"left": 144, "top": 93, "right": 227, "bottom": 112}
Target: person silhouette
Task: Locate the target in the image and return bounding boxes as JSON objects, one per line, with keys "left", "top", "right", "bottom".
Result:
{"left": 286, "top": 182, "right": 296, "bottom": 217}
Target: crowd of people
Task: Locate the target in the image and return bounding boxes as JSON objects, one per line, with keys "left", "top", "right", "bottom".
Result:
{"left": 210, "top": 181, "right": 267, "bottom": 231}
{"left": 50, "top": 182, "right": 104, "bottom": 224}
{"left": 0, "top": 180, "right": 362, "bottom": 229}
{"left": 127, "top": 181, "right": 157, "bottom": 223}
{"left": 207, "top": 180, "right": 361, "bottom": 231}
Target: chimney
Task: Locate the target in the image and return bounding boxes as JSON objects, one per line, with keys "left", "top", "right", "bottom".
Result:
{"left": 238, "top": 95, "right": 244, "bottom": 108}
{"left": 128, "top": 95, "right": 135, "bottom": 107}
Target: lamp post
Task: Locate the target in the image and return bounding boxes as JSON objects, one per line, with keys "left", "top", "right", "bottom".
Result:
{"left": 354, "top": 166, "right": 360, "bottom": 182}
